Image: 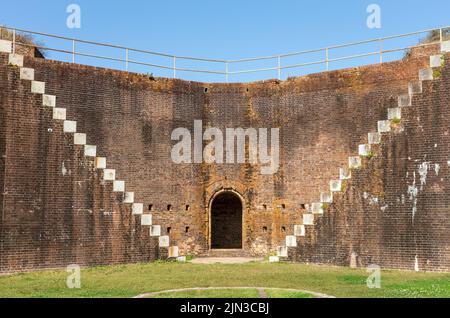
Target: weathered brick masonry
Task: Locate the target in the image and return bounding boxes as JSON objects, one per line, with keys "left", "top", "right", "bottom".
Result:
{"left": 0, "top": 44, "right": 448, "bottom": 272}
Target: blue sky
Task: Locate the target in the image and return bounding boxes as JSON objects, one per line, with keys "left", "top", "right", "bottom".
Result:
{"left": 1, "top": 0, "right": 449, "bottom": 82}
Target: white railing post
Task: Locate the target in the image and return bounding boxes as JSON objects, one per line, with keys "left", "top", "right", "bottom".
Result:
{"left": 125, "top": 48, "right": 129, "bottom": 71}
{"left": 225, "top": 62, "right": 229, "bottom": 83}
{"left": 277, "top": 56, "right": 281, "bottom": 80}
{"left": 439, "top": 27, "right": 443, "bottom": 45}
{"left": 72, "top": 39, "right": 75, "bottom": 63}
{"left": 173, "top": 56, "right": 176, "bottom": 78}
{"left": 325, "top": 48, "right": 329, "bottom": 71}
{"left": 12, "top": 29, "right": 16, "bottom": 54}
{"left": 379, "top": 39, "right": 383, "bottom": 64}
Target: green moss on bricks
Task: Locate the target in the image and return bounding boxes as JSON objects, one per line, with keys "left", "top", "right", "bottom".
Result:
{"left": 367, "top": 150, "right": 376, "bottom": 159}
{"left": 322, "top": 203, "right": 330, "bottom": 210}
{"left": 433, "top": 69, "right": 442, "bottom": 78}
{"left": 391, "top": 118, "right": 401, "bottom": 125}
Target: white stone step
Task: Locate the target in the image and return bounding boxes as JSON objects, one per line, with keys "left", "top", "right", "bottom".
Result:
{"left": 0, "top": 40, "right": 12, "bottom": 53}
{"left": 63, "top": 120, "right": 77, "bottom": 133}
{"left": 303, "top": 214, "right": 314, "bottom": 225}
{"left": 177, "top": 256, "right": 187, "bottom": 262}
{"left": 286, "top": 235, "right": 297, "bottom": 247}
{"left": 294, "top": 225, "right": 305, "bottom": 237}
{"left": 277, "top": 246, "right": 288, "bottom": 257}
{"left": 123, "top": 192, "right": 134, "bottom": 203}
{"left": 141, "top": 214, "right": 152, "bottom": 226}
{"left": 95, "top": 157, "right": 106, "bottom": 169}
{"left": 388, "top": 108, "right": 401, "bottom": 120}
{"left": 408, "top": 81, "right": 422, "bottom": 95}
{"left": 311, "top": 202, "right": 324, "bottom": 214}
{"left": 103, "top": 169, "right": 116, "bottom": 181}
{"left": 168, "top": 246, "right": 179, "bottom": 258}
{"left": 320, "top": 192, "right": 333, "bottom": 203}
{"left": 74, "top": 133, "right": 86, "bottom": 145}
{"left": 330, "top": 180, "right": 342, "bottom": 192}
{"left": 113, "top": 180, "right": 125, "bottom": 192}
{"left": 150, "top": 225, "right": 161, "bottom": 237}
{"left": 31, "top": 81, "right": 45, "bottom": 94}
{"left": 378, "top": 120, "right": 391, "bottom": 133}
{"left": 368, "top": 132, "right": 381, "bottom": 145}
{"left": 430, "top": 54, "right": 444, "bottom": 68}
{"left": 441, "top": 40, "right": 450, "bottom": 52}
{"left": 52, "top": 108, "right": 66, "bottom": 120}
{"left": 43, "top": 94, "right": 56, "bottom": 107}
{"left": 358, "top": 144, "right": 371, "bottom": 156}
{"left": 398, "top": 95, "right": 411, "bottom": 107}
{"left": 419, "top": 68, "right": 433, "bottom": 81}
{"left": 349, "top": 156, "right": 362, "bottom": 169}
{"left": 19, "top": 68, "right": 34, "bottom": 81}
{"left": 159, "top": 235, "right": 170, "bottom": 247}
{"left": 84, "top": 145, "right": 97, "bottom": 157}
{"left": 269, "top": 256, "right": 280, "bottom": 263}
{"left": 8, "top": 54, "right": 23, "bottom": 67}
{"left": 132, "top": 203, "right": 143, "bottom": 215}
{"left": 340, "top": 167, "right": 352, "bottom": 180}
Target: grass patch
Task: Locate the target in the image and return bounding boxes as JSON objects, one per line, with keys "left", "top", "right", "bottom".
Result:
{"left": 0, "top": 262, "right": 448, "bottom": 298}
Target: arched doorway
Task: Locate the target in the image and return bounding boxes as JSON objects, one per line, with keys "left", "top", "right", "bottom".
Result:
{"left": 210, "top": 191, "right": 243, "bottom": 249}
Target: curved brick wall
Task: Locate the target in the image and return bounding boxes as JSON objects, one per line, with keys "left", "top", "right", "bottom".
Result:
{"left": 1, "top": 43, "right": 448, "bottom": 272}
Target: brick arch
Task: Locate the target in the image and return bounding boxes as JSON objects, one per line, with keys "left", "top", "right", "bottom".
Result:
{"left": 207, "top": 188, "right": 245, "bottom": 249}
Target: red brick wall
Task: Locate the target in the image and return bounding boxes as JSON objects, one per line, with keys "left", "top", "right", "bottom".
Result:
{"left": 1, "top": 46, "right": 448, "bottom": 272}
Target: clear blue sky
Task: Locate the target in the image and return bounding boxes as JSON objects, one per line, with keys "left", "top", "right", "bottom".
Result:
{"left": 1, "top": 0, "right": 449, "bottom": 82}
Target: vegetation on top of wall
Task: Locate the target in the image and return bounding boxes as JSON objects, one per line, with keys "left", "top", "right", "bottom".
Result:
{"left": 0, "top": 26, "right": 46, "bottom": 57}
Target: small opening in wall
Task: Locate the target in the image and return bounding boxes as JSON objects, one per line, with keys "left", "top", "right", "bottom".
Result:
{"left": 263, "top": 204, "right": 267, "bottom": 210}
{"left": 262, "top": 226, "right": 267, "bottom": 232}
{"left": 185, "top": 226, "right": 190, "bottom": 233}
{"left": 281, "top": 226, "right": 286, "bottom": 232}
{"left": 281, "top": 204, "right": 286, "bottom": 209}
{"left": 167, "top": 227, "right": 171, "bottom": 234}
{"left": 148, "top": 204, "right": 153, "bottom": 211}
{"left": 300, "top": 204, "right": 306, "bottom": 210}
{"left": 185, "top": 205, "right": 190, "bottom": 211}
{"left": 167, "top": 204, "right": 172, "bottom": 211}
{"left": 204, "top": 87, "right": 209, "bottom": 93}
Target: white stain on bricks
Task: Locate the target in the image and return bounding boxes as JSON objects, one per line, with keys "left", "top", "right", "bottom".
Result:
{"left": 407, "top": 171, "right": 418, "bottom": 222}
{"left": 418, "top": 162, "right": 429, "bottom": 190}
{"left": 363, "top": 192, "right": 379, "bottom": 205}
{"left": 434, "top": 164, "right": 440, "bottom": 176}
{"left": 406, "top": 161, "right": 440, "bottom": 222}
{"left": 61, "top": 161, "right": 68, "bottom": 176}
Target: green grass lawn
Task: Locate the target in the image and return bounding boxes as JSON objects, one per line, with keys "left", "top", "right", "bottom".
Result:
{"left": 0, "top": 262, "right": 448, "bottom": 298}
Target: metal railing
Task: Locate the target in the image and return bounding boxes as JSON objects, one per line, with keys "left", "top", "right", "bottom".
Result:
{"left": 0, "top": 25, "right": 449, "bottom": 82}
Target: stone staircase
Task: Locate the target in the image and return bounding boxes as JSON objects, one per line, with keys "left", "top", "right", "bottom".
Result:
{"left": 0, "top": 39, "right": 181, "bottom": 262}
{"left": 275, "top": 41, "right": 450, "bottom": 262}
{"left": 202, "top": 249, "right": 249, "bottom": 258}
